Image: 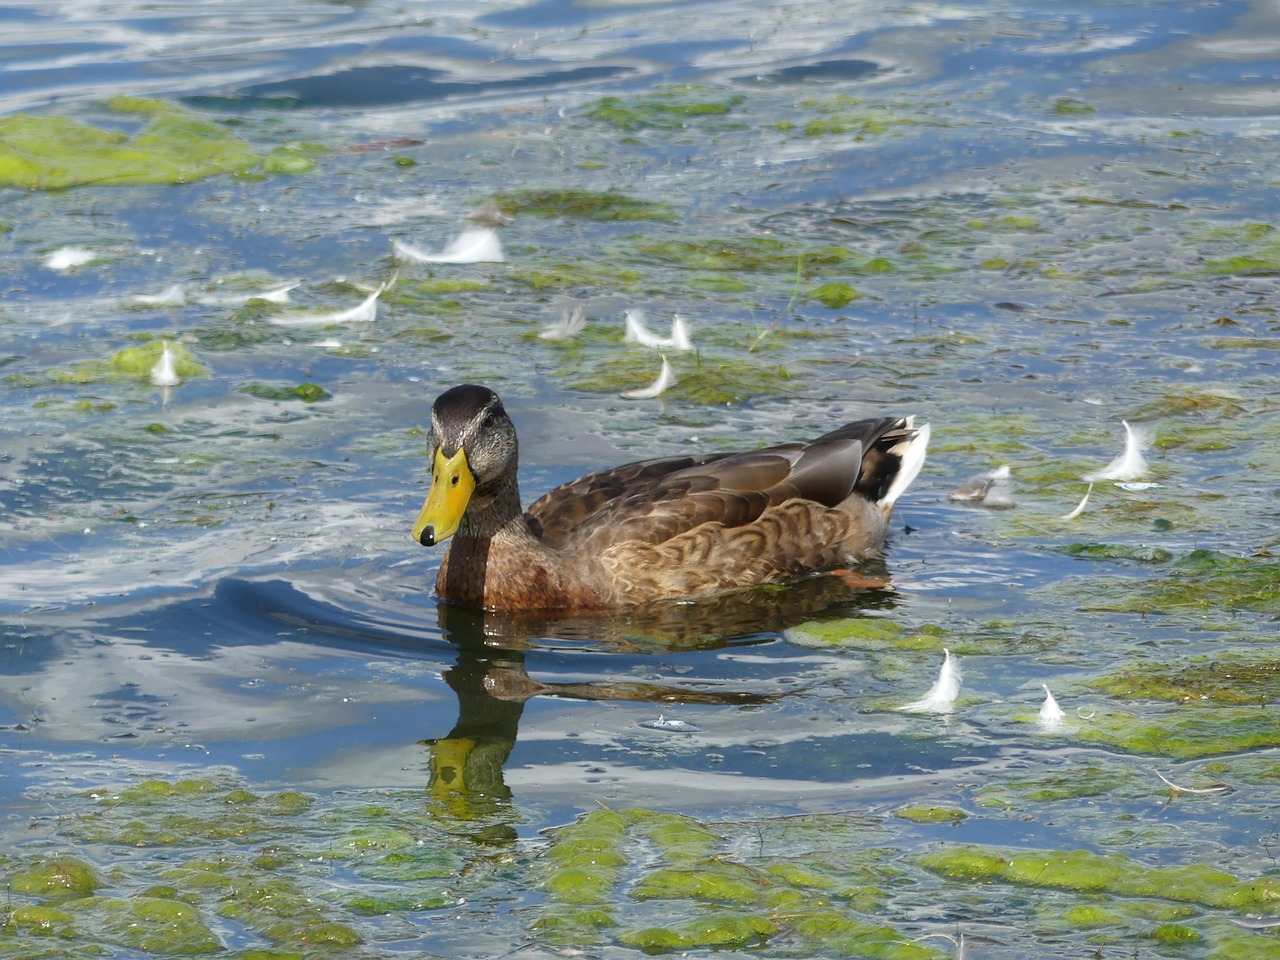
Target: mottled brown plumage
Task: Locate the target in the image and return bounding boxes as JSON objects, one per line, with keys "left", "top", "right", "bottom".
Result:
{"left": 412, "top": 384, "right": 930, "bottom": 611}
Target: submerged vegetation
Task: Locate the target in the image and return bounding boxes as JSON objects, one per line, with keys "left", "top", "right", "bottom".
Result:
{"left": 0, "top": 97, "right": 319, "bottom": 189}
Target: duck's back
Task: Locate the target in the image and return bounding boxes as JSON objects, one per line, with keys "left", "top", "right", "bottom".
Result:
{"left": 526, "top": 416, "right": 925, "bottom": 566}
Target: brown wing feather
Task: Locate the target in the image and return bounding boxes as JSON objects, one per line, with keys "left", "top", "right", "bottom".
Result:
{"left": 525, "top": 416, "right": 910, "bottom": 555}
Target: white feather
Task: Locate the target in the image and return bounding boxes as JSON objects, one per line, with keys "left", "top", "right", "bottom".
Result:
{"left": 149, "top": 343, "right": 180, "bottom": 387}
{"left": 1083, "top": 420, "right": 1149, "bottom": 482}
{"left": 623, "top": 309, "right": 694, "bottom": 351}
{"left": 392, "top": 227, "right": 504, "bottom": 264}
{"left": 135, "top": 284, "right": 187, "bottom": 306}
{"left": 271, "top": 282, "right": 386, "bottom": 326}
{"left": 44, "top": 246, "right": 98, "bottom": 270}
{"left": 621, "top": 355, "right": 677, "bottom": 400}
{"left": 1039, "top": 684, "right": 1065, "bottom": 727}
{"left": 670, "top": 313, "right": 694, "bottom": 350}
{"left": 899, "top": 648, "right": 961, "bottom": 714}
{"left": 540, "top": 305, "right": 587, "bottom": 340}
{"left": 1061, "top": 483, "right": 1093, "bottom": 520}
{"left": 880, "top": 418, "right": 931, "bottom": 510}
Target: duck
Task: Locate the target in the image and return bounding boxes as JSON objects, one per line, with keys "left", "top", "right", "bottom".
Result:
{"left": 412, "top": 384, "right": 930, "bottom": 611}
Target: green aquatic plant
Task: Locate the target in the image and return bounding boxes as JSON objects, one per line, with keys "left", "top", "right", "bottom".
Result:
{"left": 0, "top": 96, "right": 263, "bottom": 189}
{"left": 8, "top": 340, "right": 208, "bottom": 388}
{"left": 493, "top": 188, "right": 676, "bottom": 221}
{"left": 1086, "top": 654, "right": 1280, "bottom": 705}
{"left": 582, "top": 85, "right": 746, "bottom": 131}
{"left": 918, "top": 843, "right": 1278, "bottom": 910}
{"left": 1078, "top": 549, "right": 1280, "bottom": 617}
{"left": 1074, "top": 707, "right": 1280, "bottom": 759}
{"left": 240, "top": 382, "right": 331, "bottom": 403}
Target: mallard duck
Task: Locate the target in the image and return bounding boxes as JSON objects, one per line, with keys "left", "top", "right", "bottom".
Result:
{"left": 412, "top": 384, "right": 930, "bottom": 610}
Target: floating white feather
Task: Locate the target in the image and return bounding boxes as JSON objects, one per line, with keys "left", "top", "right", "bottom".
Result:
{"left": 44, "top": 246, "right": 98, "bottom": 270}
{"left": 621, "top": 355, "right": 676, "bottom": 400}
{"left": 899, "top": 648, "right": 961, "bottom": 714}
{"left": 670, "top": 313, "right": 694, "bottom": 351}
{"left": 135, "top": 284, "right": 187, "bottom": 306}
{"left": 1039, "top": 684, "right": 1065, "bottom": 728}
{"left": 1083, "top": 420, "right": 1149, "bottom": 482}
{"left": 540, "top": 305, "right": 587, "bottom": 340}
{"left": 1061, "top": 483, "right": 1093, "bottom": 520}
{"left": 392, "top": 227, "right": 504, "bottom": 264}
{"left": 623, "top": 309, "right": 694, "bottom": 351}
{"left": 149, "top": 343, "right": 180, "bottom": 387}
{"left": 270, "top": 282, "right": 386, "bottom": 327}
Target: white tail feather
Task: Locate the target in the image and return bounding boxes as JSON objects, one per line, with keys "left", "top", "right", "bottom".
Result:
{"left": 880, "top": 418, "right": 930, "bottom": 510}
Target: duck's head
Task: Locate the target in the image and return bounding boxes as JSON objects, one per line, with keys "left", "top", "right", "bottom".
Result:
{"left": 412, "top": 384, "right": 518, "bottom": 546}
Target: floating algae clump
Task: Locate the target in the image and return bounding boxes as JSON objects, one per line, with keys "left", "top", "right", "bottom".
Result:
{"left": 9, "top": 856, "right": 101, "bottom": 899}
{"left": 918, "top": 844, "right": 1279, "bottom": 910}
{"left": 493, "top": 188, "right": 676, "bottom": 221}
{"left": 110, "top": 342, "right": 208, "bottom": 381}
{"left": 0, "top": 96, "right": 262, "bottom": 189}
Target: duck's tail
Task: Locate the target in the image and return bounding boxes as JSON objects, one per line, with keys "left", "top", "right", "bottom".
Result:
{"left": 876, "top": 416, "right": 930, "bottom": 513}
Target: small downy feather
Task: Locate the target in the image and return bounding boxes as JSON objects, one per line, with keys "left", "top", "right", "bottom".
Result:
{"left": 623, "top": 309, "right": 694, "bottom": 351}
{"left": 392, "top": 227, "right": 504, "bottom": 264}
{"left": 621, "top": 355, "right": 677, "bottom": 400}
{"left": 1061, "top": 482, "right": 1093, "bottom": 520}
{"left": 271, "top": 280, "right": 388, "bottom": 327}
{"left": 1084, "top": 420, "right": 1149, "bottom": 481}
{"left": 150, "top": 342, "right": 180, "bottom": 387}
{"left": 540, "top": 305, "right": 587, "bottom": 340}
{"left": 899, "top": 648, "right": 961, "bottom": 714}
{"left": 1038, "top": 684, "right": 1065, "bottom": 728}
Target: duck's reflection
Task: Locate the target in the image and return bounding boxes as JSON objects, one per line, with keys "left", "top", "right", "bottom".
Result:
{"left": 422, "top": 569, "right": 898, "bottom": 820}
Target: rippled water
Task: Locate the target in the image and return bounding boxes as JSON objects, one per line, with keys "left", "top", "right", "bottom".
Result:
{"left": 3, "top": 1, "right": 1280, "bottom": 957}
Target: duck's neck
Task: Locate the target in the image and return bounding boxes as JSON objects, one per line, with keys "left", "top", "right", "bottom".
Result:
{"left": 459, "top": 473, "right": 526, "bottom": 541}
{"left": 437, "top": 475, "right": 544, "bottom": 608}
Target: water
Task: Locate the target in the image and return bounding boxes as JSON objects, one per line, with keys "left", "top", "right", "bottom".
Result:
{"left": 3, "top": 1, "right": 1280, "bottom": 957}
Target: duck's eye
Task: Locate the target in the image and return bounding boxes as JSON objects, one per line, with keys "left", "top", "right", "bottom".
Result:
{"left": 481, "top": 412, "right": 496, "bottom": 431}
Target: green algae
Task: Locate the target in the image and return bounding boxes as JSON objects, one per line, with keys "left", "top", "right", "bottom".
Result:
{"left": 1086, "top": 654, "right": 1280, "bottom": 705}
{"left": 1148, "top": 922, "right": 1201, "bottom": 943}
{"left": 632, "top": 861, "right": 764, "bottom": 904}
{"left": 1056, "top": 542, "right": 1174, "bottom": 564}
{"left": 5, "top": 905, "right": 77, "bottom": 937}
{"left": 781, "top": 93, "right": 928, "bottom": 142}
{"left": 1050, "top": 97, "right": 1096, "bottom": 115}
{"left": 975, "top": 763, "right": 1136, "bottom": 809}
{"left": 918, "top": 844, "right": 1279, "bottom": 911}
{"left": 1077, "top": 549, "right": 1280, "bottom": 617}
{"left": 784, "top": 617, "right": 949, "bottom": 653}
{"left": 565, "top": 351, "right": 799, "bottom": 405}
{"left": 240, "top": 382, "right": 331, "bottom": 403}
{"left": 92, "top": 896, "right": 222, "bottom": 954}
{"left": 628, "top": 236, "right": 879, "bottom": 275}
{"left": 9, "top": 341, "right": 208, "bottom": 389}
{"left": 1074, "top": 706, "right": 1280, "bottom": 759}
{"left": 9, "top": 857, "right": 101, "bottom": 899}
{"left": 493, "top": 188, "right": 676, "bottom": 221}
{"left": 893, "top": 806, "right": 968, "bottom": 824}
{"left": 0, "top": 97, "right": 262, "bottom": 189}
{"left": 583, "top": 85, "right": 746, "bottom": 131}
{"left": 809, "top": 281, "right": 861, "bottom": 308}
{"left": 619, "top": 911, "right": 778, "bottom": 951}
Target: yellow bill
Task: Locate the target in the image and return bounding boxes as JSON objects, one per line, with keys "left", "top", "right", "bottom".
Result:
{"left": 413, "top": 447, "right": 475, "bottom": 546}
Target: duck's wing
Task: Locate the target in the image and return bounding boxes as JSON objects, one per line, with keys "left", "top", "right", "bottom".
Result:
{"left": 527, "top": 416, "right": 915, "bottom": 552}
